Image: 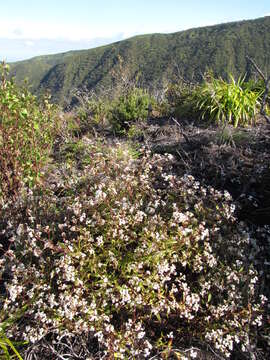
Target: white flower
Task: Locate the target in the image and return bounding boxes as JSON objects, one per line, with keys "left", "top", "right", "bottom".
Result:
{"left": 96, "top": 235, "right": 104, "bottom": 246}
{"left": 190, "top": 349, "right": 198, "bottom": 358}
{"left": 172, "top": 211, "right": 188, "bottom": 223}
{"left": 137, "top": 331, "right": 145, "bottom": 339}
{"left": 95, "top": 189, "right": 107, "bottom": 201}
{"left": 16, "top": 223, "right": 24, "bottom": 236}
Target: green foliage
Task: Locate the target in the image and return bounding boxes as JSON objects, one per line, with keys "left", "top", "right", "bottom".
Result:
{"left": 168, "top": 74, "right": 263, "bottom": 127}
{"left": 76, "top": 98, "right": 112, "bottom": 136}
{"left": 110, "top": 88, "right": 151, "bottom": 134}
{"left": 195, "top": 74, "right": 262, "bottom": 127}
{"left": 0, "top": 63, "right": 57, "bottom": 199}
{"left": 0, "top": 314, "right": 26, "bottom": 360}
{"left": 165, "top": 81, "right": 200, "bottom": 119}
{"left": 244, "top": 78, "right": 270, "bottom": 111}
{"left": 59, "top": 139, "right": 92, "bottom": 167}
{"left": 127, "top": 122, "right": 144, "bottom": 140}
{"left": 73, "top": 87, "right": 152, "bottom": 136}
{"left": 77, "top": 97, "right": 110, "bottom": 124}
{"left": 0, "top": 333, "right": 23, "bottom": 360}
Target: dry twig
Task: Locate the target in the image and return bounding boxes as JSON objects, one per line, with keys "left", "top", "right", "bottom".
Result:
{"left": 246, "top": 56, "right": 270, "bottom": 123}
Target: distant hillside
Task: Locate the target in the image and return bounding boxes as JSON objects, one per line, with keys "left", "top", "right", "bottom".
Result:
{"left": 10, "top": 16, "right": 270, "bottom": 105}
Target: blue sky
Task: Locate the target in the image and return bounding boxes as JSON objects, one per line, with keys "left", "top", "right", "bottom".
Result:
{"left": 1, "top": 0, "right": 270, "bottom": 62}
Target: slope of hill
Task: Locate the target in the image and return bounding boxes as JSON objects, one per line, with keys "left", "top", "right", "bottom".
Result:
{"left": 10, "top": 16, "right": 270, "bottom": 104}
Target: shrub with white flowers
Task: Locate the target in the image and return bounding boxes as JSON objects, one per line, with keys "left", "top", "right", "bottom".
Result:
{"left": 0, "top": 140, "right": 267, "bottom": 358}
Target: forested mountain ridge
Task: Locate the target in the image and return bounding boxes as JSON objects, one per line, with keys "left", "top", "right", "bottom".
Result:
{"left": 10, "top": 15, "right": 270, "bottom": 104}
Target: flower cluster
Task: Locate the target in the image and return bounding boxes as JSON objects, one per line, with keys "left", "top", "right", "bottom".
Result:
{"left": 0, "top": 139, "right": 268, "bottom": 358}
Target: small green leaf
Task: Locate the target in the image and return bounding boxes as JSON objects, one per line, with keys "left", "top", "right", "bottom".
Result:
{"left": 20, "top": 109, "right": 28, "bottom": 117}
{"left": 33, "top": 122, "right": 39, "bottom": 130}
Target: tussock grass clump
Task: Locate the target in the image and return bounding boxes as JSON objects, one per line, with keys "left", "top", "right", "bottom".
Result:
{"left": 168, "top": 74, "right": 263, "bottom": 127}
{"left": 196, "top": 74, "right": 262, "bottom": 127}
{"left": 0, "top": 141, "right": 267, "bottom": 359}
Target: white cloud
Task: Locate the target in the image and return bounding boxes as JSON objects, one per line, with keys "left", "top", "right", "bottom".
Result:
{"left": 13, "top": 27, "right": 23, "bottom": 36}
{"left": 0, "top": 35, "right": 128, "bottom": 62}
{"left": 0, "top": 19, "right": 130, "bottom": 41}
{"left": 24, "top": 40, "right": 35, "bottom": 47}
{"left": 0, "top": 17, "right": 182, "bottom": 43}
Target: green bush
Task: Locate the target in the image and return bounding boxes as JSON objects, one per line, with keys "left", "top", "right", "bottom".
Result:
{"left": 165, "top": 82, "right": 199, "bottom": 120}
{"left": 73, "top": 87, "right": 152, "bottom": 136}
{"left": 214, "top": 126, "right": 253, "bottom": 147}
{"left": 76, "top": 98, "right": 111, "bottom": 131}
{"left": 127, "top": 122, "right": 145, "bottom": 140}
{"left": 0, "top": 63, "right": 57, "bottom": 199}
{"left": 110, "top": 88, "right": 151, "bottom": 134}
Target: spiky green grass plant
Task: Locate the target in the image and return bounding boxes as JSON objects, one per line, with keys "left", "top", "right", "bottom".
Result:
{"left": 0, "top": 333, "right": 23, "bottom": 360}
{"left": 0, "top": 318, "right": 25, "bottom": 360}
{"left": 196, "top": 74, "right": 262, "bottom": 127}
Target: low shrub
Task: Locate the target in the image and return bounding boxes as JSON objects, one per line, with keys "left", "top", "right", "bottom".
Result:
{"left": 0, "top": 141, "right": 267, "bottom": 358}
{"left": 127, "top": 121, "right": 145, "bottom": 140}
{"left": 110, "top": 88, "right": 151, "bottom": 134}
{"left": 0, "top": 63, "right": 57, "bottom": 200}
{"left": 76, "top": 98, "right": 112, "bottom": 133}
{"left": 165, "top": 81, "right": 199, "bottom": 120}
{"left": 73, "top": 87, "right": 153, "bottom": 136}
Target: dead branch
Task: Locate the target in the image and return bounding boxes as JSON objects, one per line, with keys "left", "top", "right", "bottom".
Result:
{"left": 171, "top": 117, "right": 193, "bottom": 145}
{"left": 246, "top": 56, "right": 270, "bottom": 123}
